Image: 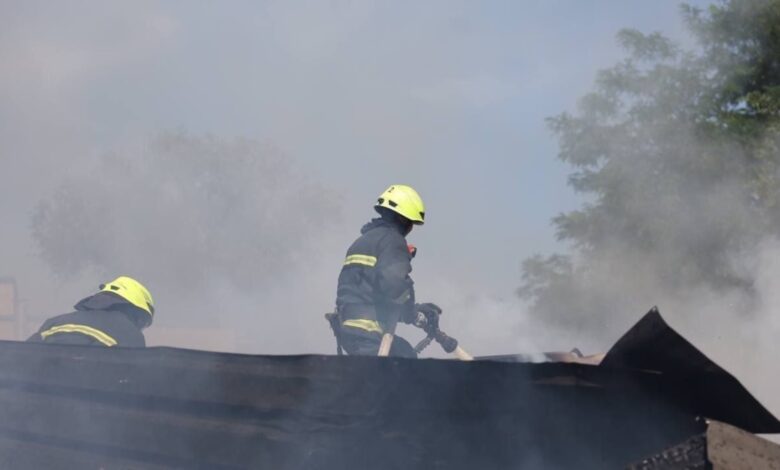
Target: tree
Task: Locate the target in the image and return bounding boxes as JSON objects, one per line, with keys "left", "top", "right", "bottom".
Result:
{"left": 32, "top": 133, "right": 340, "bottom": 296}
{"left": 519, "top": 0, "right": 780, "bottom": 332}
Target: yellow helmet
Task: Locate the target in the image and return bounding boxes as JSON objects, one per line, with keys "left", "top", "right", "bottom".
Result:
{"left": 375, "top": 184, "right": 426, "bottom": 224}
{"left": 100, "top": 276, "right": 154, "bottom": 319}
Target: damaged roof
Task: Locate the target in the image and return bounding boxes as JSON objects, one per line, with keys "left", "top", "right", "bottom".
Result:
{"left": 0, "top": 308, "right": 775, "bottom": 469}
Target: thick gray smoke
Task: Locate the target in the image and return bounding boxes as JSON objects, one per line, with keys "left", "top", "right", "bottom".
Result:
{"left": 32, "top": 134, "right": 335, "bottom": 289}
{"left": 27, "top": 133, "right": 343, "bottom": 352}
{"left": 4, "top": 3, "right": 780, "bottom": 463}
{"left": 517, "top": 4, "right": 780, "bottom": 418}
{"left": 1, "top": 2, "right": 749, "bottom": 366}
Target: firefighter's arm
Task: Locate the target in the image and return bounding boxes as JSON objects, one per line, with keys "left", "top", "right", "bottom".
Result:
{"left": 375, "top": 238, "right": 416, "bottom": 322}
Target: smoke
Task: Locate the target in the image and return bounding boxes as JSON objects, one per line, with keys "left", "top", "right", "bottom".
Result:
{"left": 4, "top": 2, "right": 780, "bottom": 466}
{"left": 518, "top": 3, "right": 780, "bottom": 418}
{"left": 21, "top": 133, "right": 343, "bottom": 352}
{"left": 0, "top": 1, "right": 742, "bottom": 363}
{"left": 32, "top": 134, "right": 335, "bottom": 292}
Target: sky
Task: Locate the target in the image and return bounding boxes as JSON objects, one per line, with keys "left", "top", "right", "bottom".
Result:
{"left": 0, "top": 0, "right": 713, "bottom": 355}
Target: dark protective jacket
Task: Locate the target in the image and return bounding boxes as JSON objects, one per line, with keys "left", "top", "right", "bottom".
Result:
{"left": 27, "top": 292, "right": 146, "bottom": 347}
{"left": 336, "top": 217, "right": 415, "bottom": 335}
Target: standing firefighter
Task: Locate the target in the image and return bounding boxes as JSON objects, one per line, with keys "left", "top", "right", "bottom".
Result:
{"left": 28, "top": 276, "right": 154, "bottom": 348}
{"left": 330, "top": 185, "right": 442, "bottom": 358}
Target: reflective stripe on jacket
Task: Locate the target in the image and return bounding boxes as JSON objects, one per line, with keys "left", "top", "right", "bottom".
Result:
{"left": 40, "top": 323, "right": 118, "bottom": 346}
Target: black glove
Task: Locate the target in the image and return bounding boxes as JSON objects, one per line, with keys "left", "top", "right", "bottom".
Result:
{"left": 416, "top": 302, "right": 442, "bottom": 318}
{"left": 415, "top": 303, "right": 442, "bottom": 331}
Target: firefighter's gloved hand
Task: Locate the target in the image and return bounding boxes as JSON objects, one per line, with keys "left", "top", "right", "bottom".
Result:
{"left": 412, "top": 311, "right": 429, "bottom": 329}
{"left": 416, "top": 303, "right": 442, "bottom": 318}
{"left": 415, "top": 303, "right": 442, "bottom": 329}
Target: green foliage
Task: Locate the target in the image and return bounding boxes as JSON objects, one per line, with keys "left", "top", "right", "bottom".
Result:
{"left": 521, "top": 0, "right": 780, "bottom": 324}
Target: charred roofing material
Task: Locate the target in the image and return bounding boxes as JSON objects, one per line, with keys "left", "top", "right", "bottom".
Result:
{"left": 627, "top": 419, "right": 780, "bottom": 469}
{"left": 601, "top": 307, "right": 780, "bottom": 434}
{"left": 0, "top": 308, "right": 773, "bottom": 469}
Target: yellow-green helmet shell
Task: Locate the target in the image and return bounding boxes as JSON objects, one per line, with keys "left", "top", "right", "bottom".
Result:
{"left": 375, "top": 185, "right": 425, "bottom": 224}
{"left": 100, "top": 276, "right": 154, "bottom": 319}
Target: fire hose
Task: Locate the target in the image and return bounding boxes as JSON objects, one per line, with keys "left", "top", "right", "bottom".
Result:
{"left": 373, "top": 305, "right": 473, "bottom": 360}
{"left": 413, "top": 325, "right": 473, "bottom": 361}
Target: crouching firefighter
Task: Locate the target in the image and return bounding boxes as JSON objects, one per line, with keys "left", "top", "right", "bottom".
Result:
{"left": 327, "top": 184, "right": 442, "bottom": 358}
{"left": 28, "top": 276, "right": 154, "bottom": 348}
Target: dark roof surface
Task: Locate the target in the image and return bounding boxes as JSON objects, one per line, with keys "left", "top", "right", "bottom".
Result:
{"left": 602, "top": 308, "right": 780, "bottom": 433}
{"left": 0, "top": 308, "right": 774, "bottom": 469}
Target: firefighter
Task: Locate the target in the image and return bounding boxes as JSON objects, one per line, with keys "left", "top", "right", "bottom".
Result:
{"left": 332, "top": 184, "right": 442, "bottom": 358}
{"left": 28, "top": 276, "right": 154, "bottom": 347}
